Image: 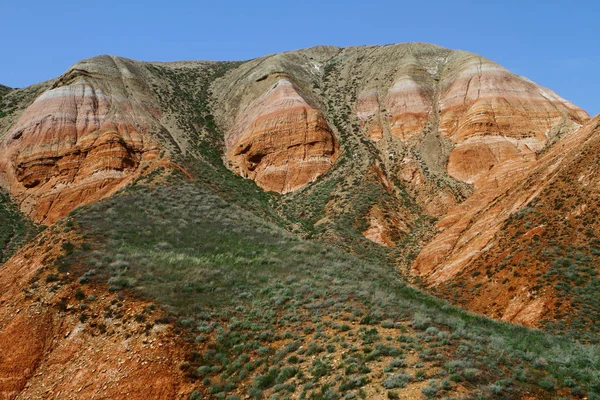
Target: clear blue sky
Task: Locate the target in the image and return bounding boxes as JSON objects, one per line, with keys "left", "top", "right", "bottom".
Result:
{"left": 2, "top": 0, "right": 598, "bottom": 115}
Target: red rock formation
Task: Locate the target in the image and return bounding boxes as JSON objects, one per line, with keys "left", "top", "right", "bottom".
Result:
{"left": 0, "top": 230, "right": 192, "bottom": 399}
{"left": 0, "top": 80, "right": 160, "bottom": 224}
{"left": 226, "top": 79, "right": 339, "bottom": 193}
{"left": 412, "top": 86, "right": 594, "bottom": 327}
{"left": 362, "top": 204, "right": 408, "bottom": 247}
{"left": 464, "top": 116, "right": 600, "bottom": 326}
{"left": 385, "top": 77, "right": 432, "bottom": 139}
{"left": 356, "top": 76, "right": 432, "bottom": 141}
{"left": 413, "top": 56, "right": 590, "bottom": 286}
{"left": 439, "top": 55, "right": 588, "bottom": 184}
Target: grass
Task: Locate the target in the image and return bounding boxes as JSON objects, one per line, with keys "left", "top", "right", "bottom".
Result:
{"left": 0, "top": 189, "right": 40, "bottom": 263}
{"left": 49, "top": 170, "right": 600, "bottom": 399}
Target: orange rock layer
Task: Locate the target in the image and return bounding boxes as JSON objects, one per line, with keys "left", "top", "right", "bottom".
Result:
{"left": 439, "top": 56, "right": 588, "bottom": 184}
{"left": 0, "top": 230, "right": 192, "bottom": 399}
{"left": 0, "top": 82, "right": 160, "bottom": 224}
{"left": 412, "top": 56, "right": 590, "bottom": 289}
{"left": 227, "top": 80, "right": 339, "bottom": 193}
{"left": 356, "top": 76, "right": 432, "bottom": 141}
{"left": 412, "top": 83, "right": 592, "bottom": 327}
{"left": 414, "top": 117, "right": 600, "bottom": 326}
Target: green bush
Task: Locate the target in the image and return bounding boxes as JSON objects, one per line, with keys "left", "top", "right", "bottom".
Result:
{"left": 382, "top": 374, "right": 412, "bottom": 389}
{"left": 538, "top": 379, "right": 555, "bottom": 391}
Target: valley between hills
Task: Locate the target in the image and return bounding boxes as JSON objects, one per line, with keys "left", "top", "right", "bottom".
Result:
{"left": 1, "top": 43, "right": 599, "bottom": 399}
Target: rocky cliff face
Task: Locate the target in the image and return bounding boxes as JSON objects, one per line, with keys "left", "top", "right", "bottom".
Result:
{"left": 4, "top": 45, "right": 586, "bottom": 228}
{"left": 210, "top": 47, "right": 343, "bottom": 194}
{"left": 406, "top": 53, "right": 591, "bottom": 326}
{"left": 226, "top": 79, "right": 339, "bottom": 193}
{"left": 411, "top": 52, "right": 588, "bottom": 280}
{"left": 417, "top": 116, "right": 600, "bottom": 332}
{"left": 0, "top": 56, "right": 165, "bottom": 224}
{"left": 439, "top": 53, "right": 588, "bottom": 184}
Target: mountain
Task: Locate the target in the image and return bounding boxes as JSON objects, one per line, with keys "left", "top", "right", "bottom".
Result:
{"left": 0, "top": 84, "right": 10, "bottom": 96}
{"left": 0, "top": 43, "right": 599, "bottom": 399}
{"left": 418, "top": 116, "right": 600, "bottom": 339}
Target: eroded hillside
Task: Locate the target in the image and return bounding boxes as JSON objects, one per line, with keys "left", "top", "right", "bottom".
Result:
{"left": 423, "top": 116, "right": 600, "bottom": 339}
{"left": 1, "top": 43, "right": 599, "bottom": 399}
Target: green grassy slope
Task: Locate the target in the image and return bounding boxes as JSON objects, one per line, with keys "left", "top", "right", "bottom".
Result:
{"left": 42, "top": 58, "right": 600, "bottom": 398}
{"left": 0, "top": 84, "right": 10, "bottom": 97}
{"left": 0, "top": 84, "right": 12, "bottom": 118}
{"left": 51, "top": 172, "right": 600, "bottom": 399}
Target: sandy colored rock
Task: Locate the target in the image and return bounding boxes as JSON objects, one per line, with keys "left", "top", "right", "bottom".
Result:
{"left": 356, "top": 75, "right": 432, "bottom": 141}
{"left": 226, "top": 79, "right": 339, "bottom": 193}
{"left": 0, "top": 56, "right": 165, "bottom": 224}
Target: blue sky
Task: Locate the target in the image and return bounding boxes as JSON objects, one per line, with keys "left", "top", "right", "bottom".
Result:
{"left": 2, "top": 0, "right": 598, "bottom": 115}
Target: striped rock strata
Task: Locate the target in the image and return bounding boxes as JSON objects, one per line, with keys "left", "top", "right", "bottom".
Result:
{"left": 411, "top": 55, "right": 590, "bottom": 311}
{"left": 226, "top": 79, "right": 339, "bottom": 193}
{"left": 439, "top": 54, "right": 588, "bottom": 184}
{"left": 0, "top": 58, "right": 162, "bottom": 224}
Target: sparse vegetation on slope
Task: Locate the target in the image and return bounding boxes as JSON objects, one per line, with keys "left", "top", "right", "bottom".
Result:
{"left": 0, "top": 84, "right": 10, "bottom": 98}
{"left": 0, "top": 189, "right": 39, "bottom": 263}
{"left": 0, "top": 84, "right": 14, "bottom": 118}
{"left": 433, "top": 117, "right": 600, "bottom": 342}
{"left": 48, "top": 171, "right": 600, "bottom": 399}
{"left": 1, "top": 44, "right": 599, "bottom": 399}
{"left": 146, "top": 62, "right": 283, "bottom": 220}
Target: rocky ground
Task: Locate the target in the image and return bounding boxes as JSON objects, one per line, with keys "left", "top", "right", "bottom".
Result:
{"left": 1, "top": 43, "right": 599, "bottom": 398}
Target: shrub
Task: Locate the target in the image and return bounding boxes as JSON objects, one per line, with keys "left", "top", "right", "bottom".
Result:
{"left": 422, "top": 384, "right": 438, "bottom": 398}
{"left": 424, "top": 326, "right": 439, "bottom": 335}
{"left": 360, "top": 314, "right": 380, "bottom": 325}
{"left": 248, "top": 387, "right": 263, "bottom": 399}
{"left": 340, "top": 376, "right": 368, "bottom": 391}
{"left": 276, "top": 366, "right": 298, "bottom": 383}
{"left": 253, "top": 367, "right": 279, "bottom": 389}
{"left": 412, "top": 313, "right": 432, "bottom": 330}
{"left": 75, "top": 289, "right": 85, "bottom": 301}
{"left": 488, "top": 384, "right": 503, "bottom": 395}
{"left": 382, "top": 374, "right": 412, "bottom": 389}
{"left": 311, "top": 359, "right": 330, "bottom": 378}
{"left": 462, "top": 368, "right": 482, "bottom": 382}
{"left": 538, "top": 379, "right": 555, "bottom": 391}
{"left": 384, "top": 358, "right": 406, "bottom": 372}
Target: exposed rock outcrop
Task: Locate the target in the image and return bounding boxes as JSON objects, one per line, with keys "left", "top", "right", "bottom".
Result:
{"left": 0, "top": 229, "right": 192, "bottom": 399}
{"left": 0, "top": 57, "right": 164, "bottom": 224}
{"left": 356, "top": 75, "right": 432, "bottom": 141}
{"left": 226, "top": 79, "right": 339, "bottom": 193}
{"left": 439, "top": 53, "right": 588, "bottom": 184}
{"left": 412, "top": 53, "right": 589, "bottom": 287}
{"left": 416, "top": 116, "right": 600, "bottom": 328}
